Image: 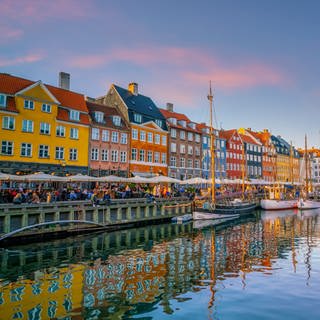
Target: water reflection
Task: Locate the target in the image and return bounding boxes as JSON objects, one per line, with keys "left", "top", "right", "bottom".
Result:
{"left": 0, "top": 210, "right": 319, "bottom": 319}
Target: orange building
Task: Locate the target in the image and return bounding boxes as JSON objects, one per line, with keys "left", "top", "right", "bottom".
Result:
{"left": 97, "top": 83, "right": 168, "bottom": 176}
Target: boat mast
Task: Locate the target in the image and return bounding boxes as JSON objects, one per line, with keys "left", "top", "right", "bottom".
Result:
{"left": 290, "top": 141, "right": 294, "bottom": 184}
{"left": 208, "top": 81, "right": 215, "bottom": 204}
{"left": 305, "top": 134, "right": 309, "bottom": 196}
{"left": 241, "top": 138, "right": 245, "bottom": 197}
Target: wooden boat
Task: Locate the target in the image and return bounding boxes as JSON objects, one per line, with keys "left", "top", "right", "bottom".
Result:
{"left": 193, "top": 214, "right": 239, "bottom": 228}
{"left": 193, "top": 83, "right": 256, "bottom": 221}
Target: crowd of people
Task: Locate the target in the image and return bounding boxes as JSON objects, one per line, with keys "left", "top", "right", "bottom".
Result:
{"left": 0, "top": 183, "right": 195, "bottom": 205}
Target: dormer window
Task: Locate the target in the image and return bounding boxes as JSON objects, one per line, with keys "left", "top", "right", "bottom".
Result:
{"left": 179, "top": 120, "right": 186, "bottom": 127}
{"left": 113, "top": 116, "right": 121, "bottom": 126}
{"left": 134, "top": 113, "right": 142, "bottom": 123}
{"left": 0, "top": 94, "right": 6, "bottom": 107}
{"left": 169, "top": 118, "right": 177, "bottom": 125}
{"left": 155, "top": 119, "right": 162, "bottom": 128}
{"left": 94, "top": 111, "right": 104, "bottom": 123}
{"left": 70, "top": 110, "right": 80, "bottom": 121}
{"left": 189, "top": 122, "right": 196, "bottom": 129}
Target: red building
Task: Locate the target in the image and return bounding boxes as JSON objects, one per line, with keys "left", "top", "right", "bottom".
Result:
{"left": 220, "top": 129, "right": 244, "bottom": 180}
{"left": 86, "top": 99, "right": 130, "bottom": 177}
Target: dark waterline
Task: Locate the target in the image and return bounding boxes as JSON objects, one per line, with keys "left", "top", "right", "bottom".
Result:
{"left": 0, "top": 209, "right": 319, "bottom": 319}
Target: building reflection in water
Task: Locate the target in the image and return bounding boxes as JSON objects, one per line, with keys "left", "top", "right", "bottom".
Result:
{"left": 0, "top": 210, "right": 319, "bottom": 319}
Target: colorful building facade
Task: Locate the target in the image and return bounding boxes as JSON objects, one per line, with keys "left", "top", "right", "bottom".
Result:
{"left": 160, "top": 103, "right": 202, "bottom": 180}
{"left": 97, "top": 83, "right": 168, "bottom": 176}
{"left": 0, "top": 73, "right": 90, "bottom": 175}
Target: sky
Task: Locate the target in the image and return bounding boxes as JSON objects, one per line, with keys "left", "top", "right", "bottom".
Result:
{"left": 1, "top": 0, "right": 319, "bottom": 148}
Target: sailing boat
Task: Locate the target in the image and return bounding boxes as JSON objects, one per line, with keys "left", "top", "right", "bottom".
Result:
{"left": 193, "top": 83, "right": 256, "bottom": 220}
{"left": 260, "top": 142, "right": 298, "bottom": 210}
{"left": 297, "top": 135, "right": 320, "bottom": 210}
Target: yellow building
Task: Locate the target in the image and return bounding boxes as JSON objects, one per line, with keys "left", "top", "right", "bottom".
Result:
{"left": 0, "top": 73, "right": 90, "bottom": 175}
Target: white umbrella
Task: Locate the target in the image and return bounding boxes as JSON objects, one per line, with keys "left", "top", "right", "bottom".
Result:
{"left": 98, "top": 175, "right": 127, "bottom": 183}
{"left": 125, "top": 176, "right": 151, "bottom": 184}
{"left": 147, "top": 175, "right": 181, "bottom": 184}
{"left": 20, "top": 172, "right": 66, "bottom": 182}
{"left": 180, "top": 177, "right": 210, "bottom": 185}
{"left": 67, "top": 174, "right": 98, "bottom": 182}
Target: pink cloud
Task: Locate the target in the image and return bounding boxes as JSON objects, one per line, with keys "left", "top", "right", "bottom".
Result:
{"left": 0, "top": 0, "right": 94, "bottom": 21}
{"left": 0, "top": 25, "right": 23, "bottom": 42}
{"left": 71, "top": 46, "right": 288, "bottom": 91}
{"left": 0, "top": 53, "right": 45, "bottom": 67}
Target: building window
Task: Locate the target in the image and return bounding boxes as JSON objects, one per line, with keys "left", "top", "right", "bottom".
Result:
{"left": 134, "top": 113, "right": 142, "bottom": 123}
{"left": 140, "top": 130, "right": 146, "bottom": 141}
{"left": 188, "top": 132, "right": 193, "bottom": 141}
{"left": 188, "top": 145, "right": 193, "bottom": 155}
{"left": 120, "top": 133, "right": 128, "bottom": 144}
{"left": 69, "top": 110, "right": 80, "bottom": 121}
{"left": 102, "top": 129, "right": 109, "bottom": 141}
{"left": 112, "top": 116, "right": 121, "bottom": 126}
{"left": 1, "top": 141, "right": 13, "bottom": 155}
{"left": 169, "top": 118, "right": 177, "bottom": 125}
{"left": 111, "top": 131, "right": 119, "bottom": 143}
{"left": 94, "top": 111, "right": 104, "bottom": 123}
{"left": 69, "top": 148, "right": 78, "bottom": 161}
{"left": 22, "top": 120, "right": 34, "bottom": 133}
{"left": 0, "top": 94, "right": 6, "bottom": 107}
{"left": 111, "top": 150, "right": 118, "bottom": 162}
{"left": 161, "top": 135, "right": 167, "bottom": 146}
{"left": 91, "top": 148, "right": 99, "bottom": 161}
{"left": 188, "top": 159, "right": 193, "bottom": 168}
{"left": 147, "top": 132, "right": 153, "bottom": 143}
{"left": 180, "top": 131, "right": 185, "bottom": 140}
{"left": 2, "top": 116, "right": 15, "bottom": 130}
{"left": 170, "top": 156, "right": 176, "bottom": 167}
{"left": 139, "top": 149, "right": 145, "bottom": 162}
{"left": 147, "top": 151, "right": 153, "bottom": 162}
{"left": 39, "top": 145, "right": 49, "bottom": 158}
{"left": 20, "top": 143, "right": 32, "bottom": 157}
{"left": 195, "top": 160, "right": 200, "bottom": 169}
{"left": 180, "top": 144, "right": 186, "bottom": 154}
{"left": 56, "top": 125, "right": 66, "bottom": 137}
{"left": 91, "top": 128, "right": 99, "bottom": 140}
{"left": 40, "top": 122, "right": 51, "bottom": 135}
{"left": 180, "top": 158, "right": 185, "bottom": 168}
{"left": 155, "top": 119, "right": 162, "bottom": 128}
{"left": 131, "top": 148, "right": 137, "bottom": 161}
{"left": 120, "top": 151, "right": 127, "bottom": 162}
{"left": 195, "top": 147, "right": 200, "bottom": 156}
{"left": 55, "top": 147, "right": 64, "bottom": 160}
{"left": 154, "top": 152, "right": 160, "bottom": 163}
{"left": 101, "top": 149, "right": 108, "bottom": 161}
{"left": 161, "top": 153, "right": 166, "bottom": 164}
{"left": 195, "top": 134, "right": 200, "bottom": 143}
{"left": 41, "top": 104, "right": 51, "bottom": 113}
{"left": 70, "top": 127, "right": 79, "bottom": 139}
{"left": 132, "top": 128, "right": 138, "bottom": 140}
{"left": 171, "top": 128, "right": 176, "bottom": 138}
{"left": 155, "top": 134, "right": 160, "bottom": 144}
{"left": 171, "top": 142, "right": 176, "bottom": 152}
{"left": 24, "top": 100, "right": 34, "bottom": 110}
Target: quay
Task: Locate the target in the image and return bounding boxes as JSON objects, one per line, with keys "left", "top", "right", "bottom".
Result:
{"left": 0, "top": 197, "right": 193, "bottom": 245}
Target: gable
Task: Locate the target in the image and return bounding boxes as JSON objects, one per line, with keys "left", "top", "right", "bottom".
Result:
{"left": 17, "top": 81, "right": 59, "bottom": 104}
{"left": 143, "top": 121, "right": 165, "bottom": 131}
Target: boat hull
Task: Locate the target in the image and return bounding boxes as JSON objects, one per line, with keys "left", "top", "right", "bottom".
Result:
{"left": 260, "top": 199, "right": 297, "bottom": 210}
{"left": 193, "top": 202, "right": 256, "bottom": 220}
{"left": 297, "top": 199, "right": 320, "bottom": 210}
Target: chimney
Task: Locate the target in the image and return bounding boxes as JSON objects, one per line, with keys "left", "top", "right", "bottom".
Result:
{"left": 59, "top": 72, "right": 70, "bottom": 90}
{"left": 166, "top": 102, "right": 173, "bottom": 112}
{"left": 128, "top": 82, "right": 138, "bottom": 95}
{"left": 263, "top": 129, "right": 269, "bottom": 133}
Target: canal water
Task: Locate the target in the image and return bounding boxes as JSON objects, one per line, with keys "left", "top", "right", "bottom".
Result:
{"left": 0, "top": 209, "right": 319, "bottom": 320}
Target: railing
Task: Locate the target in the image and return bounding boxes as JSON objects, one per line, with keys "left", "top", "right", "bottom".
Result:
{"left": 0, "top": 197, "right": 193, "bottom": 243}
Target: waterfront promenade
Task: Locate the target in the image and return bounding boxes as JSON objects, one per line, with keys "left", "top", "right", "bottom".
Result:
{"left": 0, "top": 197, "right": 193, "bottom": 244}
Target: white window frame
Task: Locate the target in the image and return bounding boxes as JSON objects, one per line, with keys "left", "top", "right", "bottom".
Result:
{"left": 1, "top": 141, "right": 13, "bottom": 155}
{"left": 102, "top": 129, "right": 110, "bottom": 142}
{"left": 155, "top": 134, "right": 160, "bottom": 144}
{"left": 22, "top": 119, "right": 34, "bottom": 133}
{"left": 140, "top": 130, "right": 146, "bottom": 141}
{"left": 24, "top": 100, "right": 34, "bottom": 110}
{"left": 95, "top": 111, "right": 104, "bottom": 123}
{"left": 41, "top": 104, "right": 51, "bottom": 113}
{"left": 131, "top": 148, "right": 137, "bottom": 161}
{"left": 39, "top": 145, "right": 49, "bottom": 158}
{"left": 113, "top": 116, "right": 121, "bottom": 126}
{"left": 91, "top": 148, "right": 99, "bottom": 161}
{"left": 55, "top": 147, "right": 64, "bottom": 160}
{"left": 111, "top": 150, "right": 118, "bottom": 162}
{"left": 171, "top": 128, "right": 176, "bottom": 138}
{"left": 147, "top": 132, "right": 153, "bottom": 143}
{"left": 101, "top": 149, "right": 108, "bottom": 161}
{"left": 120, "top": 151, "right": 127, "bottom": 163}
{"left": 120, "top": 133, "right": 127, "bottom": 144}
{"left": 0, "top": 94, "right": 6, "bottom": 107}
{"left": 161, "top": 135, "right": 167, "bottom": 146}
{"left": 70, "top": 127, "right": 79, "bottom": 139}
{"left": 91, "top": 128, "right": 99, "bottom": 140}
{"left": 154, "top": 152, "right": 160, "bottom": 163}
{"left": 70, "top": 110, "right": 80, "bottom": 121}
{"left": 111, "top": 131, "right": 119, "bottom": 143}
{"left": 132, "top": 128, "right": 138, "bottom": 140}
{"left": 40, "top": 122, "right": 51, "bottom": 135}
{"left": 139, "top": 149, "right": 145, "bottom": 162}
{"left": 134, "top": 113, "right": 142, "bottom": 123}
{"left": 147, "top": 151, "right": 153, "bottom": 162}
{"left": 69, "top": 148, "right": 78, "bottom": 161}
{"left": 20, "top": 143, "right": 32, "bottom": 157}
{"left": 2, "top": 116, "right": 15, "bottom": 130}
{"left": 56, "top": 125, "right": 66, "bottom": 137}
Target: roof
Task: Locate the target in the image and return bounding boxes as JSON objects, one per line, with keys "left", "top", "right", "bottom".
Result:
{"left": 239, "top": 133, "right": 261, "bottom": 145}
{"left": 86, "top": 101, "right": 130, "bottom": 130}
{"left": 219, "top": 129, "right": 238, "bottom": 141}
{"left": 113, "top": 84, "right": 167, "bottom": 130}
{"left": 0, "top": 73, "right": 88, "bottom": 113}
{"left": 159, "top": 108, "right": 201, "bottom": 133}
